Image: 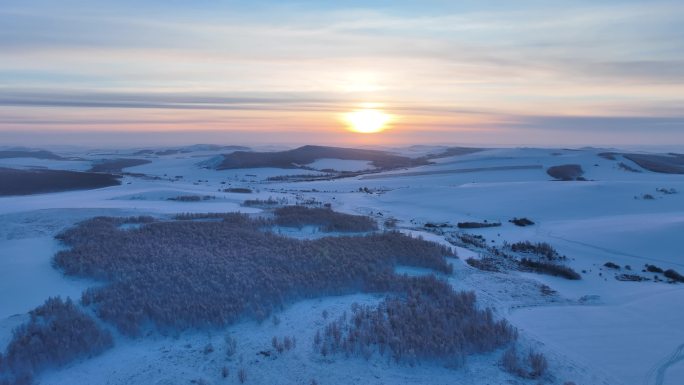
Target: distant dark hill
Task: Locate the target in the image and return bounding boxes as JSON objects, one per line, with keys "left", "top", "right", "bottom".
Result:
{"left": 89, "top": 158, "right": 151, "bottom": 173}
{"left": 133, "top": 144, "right": 250, "bottom": 156}
{"left": 215, "top": 145, "right": 429, "bottom": 170}
{"left": 0, "top": 149, "right": 67, "bottom": 160}
{"left": 547, "top": 164, "right": 585, "bottom": 181}
{"left": 623, "top": 153, "right": 684, "bottom": 174}
{"left": 423, "top": 146, "right": 484, "bottom": 159}
{"left": 0, "top": 167, "right": 121, "bottom": 196}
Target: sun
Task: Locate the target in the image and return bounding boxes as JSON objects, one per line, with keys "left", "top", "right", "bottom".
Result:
{"left": 343, "top": 108, "right": 392, "bottom": 134}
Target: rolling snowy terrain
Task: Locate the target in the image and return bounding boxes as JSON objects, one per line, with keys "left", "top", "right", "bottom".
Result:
{"left": 1, "top": 145, "right": 683, "bottom": 385}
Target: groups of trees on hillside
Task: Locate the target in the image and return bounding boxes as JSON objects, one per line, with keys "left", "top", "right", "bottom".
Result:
{"left": 519, "top": 259, "right": 581, "bottom": 280}
{"left": 54, "top": 212, "right": 453, "bottom": 336}
{"left": 509, "top": 241, "right": 564, "bottom": 261}
{"left": 315, "top": 276, "right": 517, "bottom": 366}
{"left": 0, "top": 297, "right": 112, "bottom": 385}
{"left": 273, "top": 206, "right": 378, "bottom": 232}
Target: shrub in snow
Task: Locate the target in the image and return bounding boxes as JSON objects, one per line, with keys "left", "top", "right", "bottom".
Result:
{"left": 54, "top": 214, "right": 453, "bottom": 335}
{"left": 509, "top": 217, "right": 535, "bottom": 227}
{"left": 238, "top": 368, "right": 247, "bottom": 383}
{"left": 0, "top": 297, "right": 112, "bottom": 384}
{"left": 224, "top": 336, "right": 237, "bottom": 358}
{"left": 272, "top": 336, "right": 296, "bottom": 353}
{"left": 501, "top": 346, "right": 548, "bottom": 379}
{"left": 314, "top": 276, "right": 517, "bottom": 365}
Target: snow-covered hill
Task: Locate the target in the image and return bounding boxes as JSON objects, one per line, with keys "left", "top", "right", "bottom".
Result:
{"left": 1, "top": 145, "right": 682, "bottom": 385}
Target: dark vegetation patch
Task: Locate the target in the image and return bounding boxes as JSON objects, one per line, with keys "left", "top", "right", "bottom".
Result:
{"left": 88, "top": 158, "right": 151, "bottom": 173}
{"left": 273, "top": 206, "right": 378, "bottom": 232}
{"left": 421, "top": 147, "right": 483, "bottom": 160}
{"left": 519, "top": 259, "right": 581, "bottom": 280}
{"left": 133, "top": 145, "right": 250, "bottom": 156}
{"left": 618, "top": 162, "right": 641, "bottom": 173}
{"left": 664, "top": 269, "right": 684, "bottom": 283}
{"left": 597, "top": 152, "right": 617, "bottom": 161}
{"left": 623, "top": 153, "right": 684, "bottom": 174}
{"left": 167, "top": 195, "right": 215, "bottom": 202}
{"left": 457, "top": 233, "right": 488, "bottom": 248}
{"left": 223, "top": 187, "right": 252, "bottom": 193}
{"left": 466, "top": 257, "right": 500, "bottom": 272}
{"left": 172, "top": 212, "right": 256, "bottom": 221}
{"left": 457, "top": 221, "right": 501, "bottom": 229}
{"left": 449, "top": 231, "right": 579, "bottom": 281}
{"left": 509, "top": 241, "right": 564, "bottom": 261}
{"left": 315, "top": 276, "right": 516, "bottom": 365}
{"left": 546, "top": 164, "right": 584, "bottom": 181}
{"left": 509, "top": 217, "right": 535, "bottom": 227}
{"left": 242, "top": 197, "right": 286, "bottom": 207}
{"left": 0, "top": 167, "right": 121, "bottom": 196}
{"left": 266, "top": 173, "right": 336, "bottom": 182}
{"left": 424, "top": 222, "right": 450, "bottom": 228}
{"left": 501, "top": 346, "right": 548, "bottom": 379}
{"left": 0, "top": 149, "right": 67, "bottom": 160}
{"left": 54, "top": 213, "right": 453, "bottom": 336}
{"left": 0, "top": 297, "right": 113, "bottom": 384}
{"left": 645, "top": 264, "right": 664, "bottom": 273}
{"left": 656, "top": 187, "right": 677, "bottom": 195}
{"left": 616, "top": 274, "right": 649, "bottom": 282}
{"left": 215, "top": 145, "right": 429, "bottom": 170}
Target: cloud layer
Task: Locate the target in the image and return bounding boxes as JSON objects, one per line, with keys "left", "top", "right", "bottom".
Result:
{"left": 1, "top": 0, "right": 683, "bottom": 146}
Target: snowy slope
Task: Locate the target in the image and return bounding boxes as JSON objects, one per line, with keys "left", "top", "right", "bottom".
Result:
{"left": 1, "top": 146, "right": 683, "bottom": 385}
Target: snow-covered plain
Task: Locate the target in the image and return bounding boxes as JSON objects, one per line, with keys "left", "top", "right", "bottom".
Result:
{"left": 1, "top": 146, "right": 683, "bottom": 385}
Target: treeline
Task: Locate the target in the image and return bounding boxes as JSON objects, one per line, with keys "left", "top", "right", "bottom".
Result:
{"left": 174, "top": 206, "right": 376, "bottom": 233}
{"left": 520, "top": 259, "right": 581, "bottom": 280}
{"left": 0, "top": 297, "right": 113, "bottom": 385}
{"left": 457, "top": 221, "right": 501, "bottom": 229}
{"left": 223, "top": 188, "right": 252, "bottom": 193}
{"left": 273, "top": 206, "right": 378, "bottom": 232}
{"left": 315, "top": 276, "right": 517, "bottom": 365}
{"left": 242, "top": 197, "right": 286, "bottom": 207}
{"left": 54, "top": 214, "right": 453, "bottom": 336}
{"left": 168, "top": 195, "right": 214, "bottom": 202}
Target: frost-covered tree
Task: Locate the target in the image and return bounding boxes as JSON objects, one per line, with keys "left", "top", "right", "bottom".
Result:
{"left": 54, "top": 213, "right": 453, "bottom": 335}
{"left": 0, "top": 297, "right": 112, "bottom": 384}
{"left": 314, "top": 276, "right": 517, "bottom": 365}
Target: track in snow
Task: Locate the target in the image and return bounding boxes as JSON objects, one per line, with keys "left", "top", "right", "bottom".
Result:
{"left": 644, "top": 343, "right": 684, "bottom": 385}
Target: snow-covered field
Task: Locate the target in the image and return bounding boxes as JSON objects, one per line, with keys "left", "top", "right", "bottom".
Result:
{"left": 1, "top": 146, "right": 682, "bottom": 385}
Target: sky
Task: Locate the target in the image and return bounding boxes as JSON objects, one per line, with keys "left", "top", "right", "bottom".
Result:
{"left": 1, "top": 0, "right": 683, "bottom": 148}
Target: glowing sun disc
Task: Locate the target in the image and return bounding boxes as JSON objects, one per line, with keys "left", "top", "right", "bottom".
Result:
{"left": 344, "top": 109, "right": 392, "bottom": 134}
